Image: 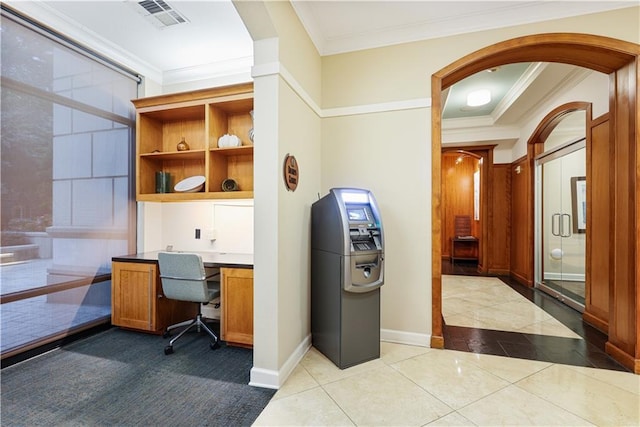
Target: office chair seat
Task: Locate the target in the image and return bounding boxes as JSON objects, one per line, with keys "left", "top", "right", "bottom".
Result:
{"left": 158, "top": 252, "right": 221, "bottom": 355}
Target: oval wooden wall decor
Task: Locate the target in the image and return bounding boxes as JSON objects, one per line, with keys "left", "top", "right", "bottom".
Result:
{"left": 283, "top": 154, "right": 299, "bottom": 191}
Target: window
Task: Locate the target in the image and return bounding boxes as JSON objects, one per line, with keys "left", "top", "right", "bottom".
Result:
{"left": 0, "top": 8, "right": 138, "bottom": 361}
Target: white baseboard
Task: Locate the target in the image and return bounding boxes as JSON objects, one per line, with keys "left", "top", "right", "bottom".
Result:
{"left": 249, "top": 329, "right": 431, "bottom": 389}
{"left": 381, "top": 328, "right": 431, "bottom": 347}
{"left": 249, "top": 333, "right": 312, "bottom": 390}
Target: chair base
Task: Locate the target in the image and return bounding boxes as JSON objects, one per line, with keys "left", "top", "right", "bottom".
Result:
{"left": 163, "top": 313, "right": 220, "bottom": 355}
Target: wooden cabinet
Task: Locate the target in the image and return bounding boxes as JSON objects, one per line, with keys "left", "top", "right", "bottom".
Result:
{"left": 132, "top": 83, "right": 254, "bottom": 202}
{"left": 221, "top": 267, "right": 253, "bottom": 347}
{"left": 111, "top": 261, "right": 197, "bottom": 333}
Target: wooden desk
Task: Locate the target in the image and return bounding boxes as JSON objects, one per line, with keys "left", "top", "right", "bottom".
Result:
{"left": 451, "top": 236, "right": 479, "bottom": 264}
{"left": 111, "top": 251, "right": 253, "bottom": 347}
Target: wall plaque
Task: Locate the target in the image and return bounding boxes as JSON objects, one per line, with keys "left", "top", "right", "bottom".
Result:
{"left": 283, "top": 154, "right": 299, "bottom": 192}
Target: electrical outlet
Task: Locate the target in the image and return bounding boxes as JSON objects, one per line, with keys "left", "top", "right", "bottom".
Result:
{"left": 195, "top": 228, "right": 201, "bottom": 239}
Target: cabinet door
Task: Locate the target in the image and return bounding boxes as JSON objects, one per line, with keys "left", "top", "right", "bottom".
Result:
{"left": 112, "top": 261, "right": 155, "bottom": 331}
{"left": 221, "top": 268, "right": 253, "bottom": 347}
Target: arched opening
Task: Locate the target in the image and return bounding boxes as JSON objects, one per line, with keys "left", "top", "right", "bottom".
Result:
{"left": 430, "top": 33, "right": 639, "bottom": 373}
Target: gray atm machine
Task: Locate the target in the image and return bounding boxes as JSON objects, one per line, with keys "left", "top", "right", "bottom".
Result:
{"left": 311, "top": 187, "right": 384, "bottom": 369}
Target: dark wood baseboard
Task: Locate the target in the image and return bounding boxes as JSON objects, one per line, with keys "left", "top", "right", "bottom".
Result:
{"left": 511, "top": 271, "right": 533, "bottom": 287}
{"left": 582, "top": 310, "right": 608, "bottom": 334}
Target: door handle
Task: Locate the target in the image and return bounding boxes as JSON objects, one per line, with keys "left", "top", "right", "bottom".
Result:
{"left": 561, "top": 213, "right": 572, "bottom": 237}
{"left": 551, "top": 213, "right": 561, "bottom": 236}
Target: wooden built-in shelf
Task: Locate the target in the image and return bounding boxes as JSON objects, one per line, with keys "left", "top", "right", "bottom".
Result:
{"left": 132, "top": 83, "right": 254, "bottom": 202}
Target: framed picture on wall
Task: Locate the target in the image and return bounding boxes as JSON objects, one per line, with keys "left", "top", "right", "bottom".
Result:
{"left": 571, "top": 176, "right": 586, "bottom": 233}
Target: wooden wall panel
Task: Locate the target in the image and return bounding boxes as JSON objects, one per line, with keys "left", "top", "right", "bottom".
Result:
{"left": 510, "top": 157, "right": 533, "bottom": 286}
{"left": 605, "top": 60, "right": 639, "bottom": 373}
{"left": 488, "top": 164, "right": 511, "bottom": 274}
{"left": 442, "top": 153, "right": 477, "bottom": 259}
{"left": 583, "top": 114, "right": 610, "bottom": 333}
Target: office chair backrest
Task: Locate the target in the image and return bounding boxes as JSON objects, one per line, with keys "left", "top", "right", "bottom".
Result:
{"left": 157, "top": 252, "right": 212, "bottom": 303}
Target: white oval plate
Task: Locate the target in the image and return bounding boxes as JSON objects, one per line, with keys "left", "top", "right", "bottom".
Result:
{"left": 174, "top": 175, "right": 205, "bottom": 193}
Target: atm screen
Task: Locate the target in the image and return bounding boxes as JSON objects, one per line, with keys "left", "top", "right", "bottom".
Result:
{"left": 347, "top": 207, "right": 368, "bottom": 221}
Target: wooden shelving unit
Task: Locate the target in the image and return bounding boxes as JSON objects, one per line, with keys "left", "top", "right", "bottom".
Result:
{"left": 132, "top": 83, "right": 254, "bottom": 202}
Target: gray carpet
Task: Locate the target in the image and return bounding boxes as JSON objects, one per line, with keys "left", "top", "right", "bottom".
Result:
{"left": 1, "top": 327, "right": 275, "bottom": 426}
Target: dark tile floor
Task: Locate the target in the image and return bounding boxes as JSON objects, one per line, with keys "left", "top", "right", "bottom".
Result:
{"left": 441, "top": 260, "right": 630, "bottom": 372}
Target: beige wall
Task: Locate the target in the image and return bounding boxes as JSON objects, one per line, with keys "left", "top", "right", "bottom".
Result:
{"left": 319, "top": 6, "right": 639, "bottom": 346}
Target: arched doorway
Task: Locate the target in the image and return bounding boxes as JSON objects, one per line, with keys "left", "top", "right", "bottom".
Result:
{"left": 530, "top": 103, "right": 591, "bottom": 312}
{"left": 430, "top": 34, "right": 639, "bottom": 373}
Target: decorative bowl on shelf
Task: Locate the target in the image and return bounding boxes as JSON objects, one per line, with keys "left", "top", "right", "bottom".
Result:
{"left": 174, "top": 175, "right": 205, "bottom": 193}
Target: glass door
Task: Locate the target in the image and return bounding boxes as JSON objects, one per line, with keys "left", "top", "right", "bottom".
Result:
{"left": 535, "top": 140, "right": 586, "bottom": 312}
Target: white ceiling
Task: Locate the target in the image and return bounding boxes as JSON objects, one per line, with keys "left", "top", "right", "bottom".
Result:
{"left": 4, "top": 0, "right": 635, "bottom": 145}
{"left": 7, "top": 1, "right": 635, "bottom": 83}
{"left": 291, "top": 1, "right": 636, "bottom": 56}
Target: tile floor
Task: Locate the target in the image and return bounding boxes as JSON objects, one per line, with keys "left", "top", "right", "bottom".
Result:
{"left": 442, "top": 275, "right": 581, "bottom": 339}
{"left": 254, "top": 344, "right": 639, "bottom": 426}
{"left": 253, "top": 272, "right": 639, "bottom": 426}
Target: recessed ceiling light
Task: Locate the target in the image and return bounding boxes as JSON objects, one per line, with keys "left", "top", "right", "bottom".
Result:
{"left": 466, "top": 89, "right": 491, "bottom": 107}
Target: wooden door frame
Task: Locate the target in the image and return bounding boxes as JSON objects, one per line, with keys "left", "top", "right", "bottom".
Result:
{"left": 430, "top": 34, "right": 639, "bottom": 373}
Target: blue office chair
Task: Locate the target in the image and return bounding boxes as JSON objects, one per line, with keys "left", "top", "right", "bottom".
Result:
{"left": 157, "top": 252, "right": 221, "bottom": 355}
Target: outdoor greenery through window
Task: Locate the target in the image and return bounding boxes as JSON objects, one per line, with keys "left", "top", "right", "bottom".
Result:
{"left": 0, "top": 7, "right": 138, "bottom": 360}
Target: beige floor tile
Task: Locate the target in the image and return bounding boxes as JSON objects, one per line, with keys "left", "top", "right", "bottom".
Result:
{"left": 426, "top": 411, "right": 476, "bottom": 426}
{"left": 565, "top": 364, "right": 640, "bottom": 395}
{"left": 448, "top": 306, "right": 534, "bottom": 331}
{"left": 301, "top": 347, "right": 386, "bottom": 385}
{"left": 516, "top": 318, "right": 583, "bottom": 339}
{"left": 252, "top": 386, "right": 354, "bottom": 426}
{"left": 323, "top": 365, "right": 453, "bottom": 426}
{"left": 442, "top": 296, "right": 490, "bottom": 317}
{"left": 271, "top": 364, "right": 319, "bottom": 401}
{"left": 391, "top": 350, "right": 510, "bottom": 409}
{"left": 379, "top": 341, "right": 432, "bottom": 365}
{"left": 517, "top": 364, "right": 640, "bottom": 426}
{"left": 454, "top": 289, "right": 513, "bottom": 307}
{"left": 450, "top": 350, "right": 552, "bottom": 383}
{"left": 495, "top": 299, "right": 554, "bottom": 321}
{"left": 458, "top": 385, "right": 595, "bottom": 426}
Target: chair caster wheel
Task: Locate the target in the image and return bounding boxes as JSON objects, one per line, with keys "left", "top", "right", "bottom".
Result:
{"left": 210, "top": 341, "right": 220, "bottom": 350}
{"left": 164, "top": 345, "right": 174, "bottom": 355}
{"left": 162, "top": 331, "right": 170, "bottom": 339}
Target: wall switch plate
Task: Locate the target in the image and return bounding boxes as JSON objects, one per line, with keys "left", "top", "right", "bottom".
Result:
{"left": 195, "top": 228, "right": 201, "bottom": 239}
{"left": 204, "top": 229, "right": 216, "bottom": 240}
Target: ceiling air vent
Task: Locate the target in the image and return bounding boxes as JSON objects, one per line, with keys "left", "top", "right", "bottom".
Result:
{"left": 135, "top": 0, "right": 190, "bottom": 28}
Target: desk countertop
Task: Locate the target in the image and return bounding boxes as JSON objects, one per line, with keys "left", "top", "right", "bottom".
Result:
{"left": 112, "top": 251, "right": 253, "bottom": 268}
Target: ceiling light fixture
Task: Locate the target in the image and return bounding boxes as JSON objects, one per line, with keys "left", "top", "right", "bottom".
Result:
{"left": 466, "top": 89, "right": 491, "bottom": 107}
